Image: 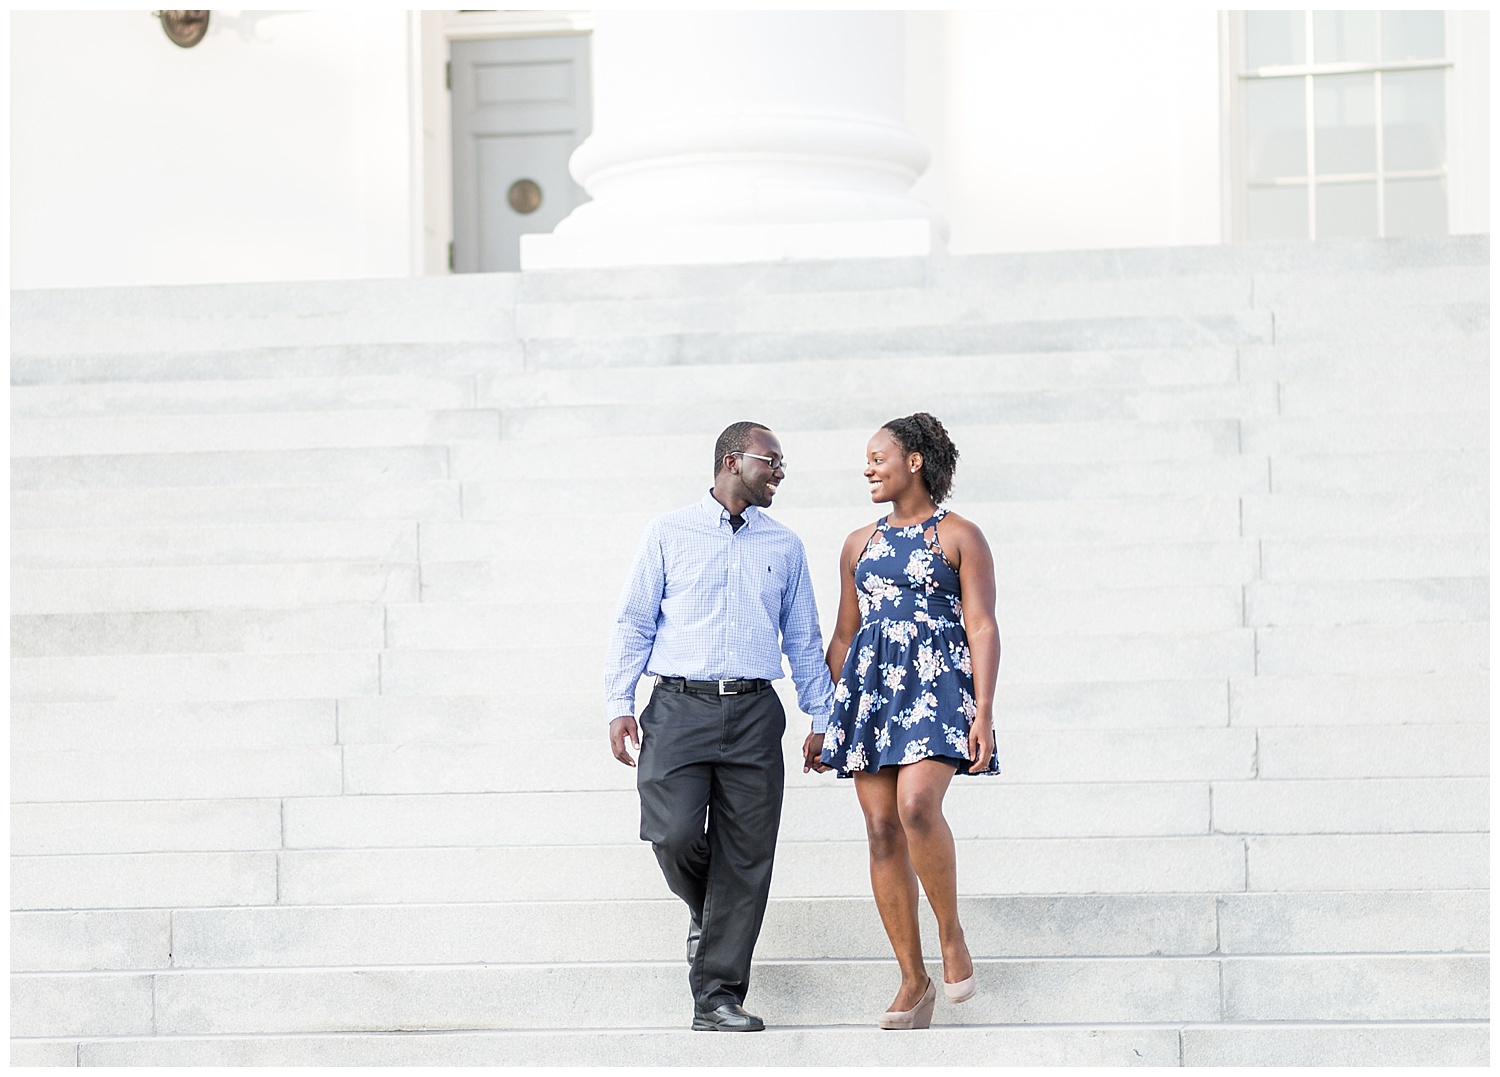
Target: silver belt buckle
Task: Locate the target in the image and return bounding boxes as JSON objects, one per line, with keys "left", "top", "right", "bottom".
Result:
{"left": 718, "top": 678, "right": 733, "bottom": 695}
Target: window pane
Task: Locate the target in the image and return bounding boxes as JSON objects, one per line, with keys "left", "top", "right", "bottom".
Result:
{"left": 1382, "top": 11, "right": 1445, "bottom": 61}
{"left": 1248, "top": 185, "right": 1309, "bottom": 241}
{"left": 1313, "top": 11, "right": 1378, "bottom": 64}
{"left": 1314, "top": 73, "right": 1376, "bottom": 176}
{"left": 1247, "top": 78, "right": 1307, "bottom": 180}
{"left": 1316, "top": 181, "right": 1378, "bottom": 238}
{"left": 1246, "top": 11, "right": 1306, "bottom": 67}
{"left": 1383, "top": 69, "right": 1446, "bottom": 172}
{"left": 1386, "top": 177, "right": 1448, "bottom": 235}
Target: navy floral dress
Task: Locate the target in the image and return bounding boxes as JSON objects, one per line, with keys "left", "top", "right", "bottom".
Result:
{"left": 821, "top": 508, "right": 1000, "bottom": 777}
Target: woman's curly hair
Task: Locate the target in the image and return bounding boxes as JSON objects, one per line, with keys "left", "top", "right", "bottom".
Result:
{"left": 882, "top": 412, "right": 959, "bottom": 503}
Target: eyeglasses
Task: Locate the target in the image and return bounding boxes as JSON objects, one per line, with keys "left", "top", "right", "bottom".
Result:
{"left": 732, "top": 451, "right": 787, "bottom": 471}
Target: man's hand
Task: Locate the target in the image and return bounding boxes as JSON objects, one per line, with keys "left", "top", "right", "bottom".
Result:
{"left": 610, "top": 715, "right": 640, "bottom": 766}
{"left": 802, "top": 731, "right": 830, "bottom": 773}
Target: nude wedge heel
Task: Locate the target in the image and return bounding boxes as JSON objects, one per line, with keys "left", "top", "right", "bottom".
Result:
{"left": 878, "top": 977, "right": 937, "bottom": 1030}
{"left": 943, "top": 973, "right": 977, "bottom": 1004}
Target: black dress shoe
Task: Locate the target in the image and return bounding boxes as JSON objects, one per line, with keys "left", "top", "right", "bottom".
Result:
{"left": 686, "top": 915, "right": 702, "bottom": 965}
{"left": 692, "top": 1003, "right": 765, "bottom": 1032}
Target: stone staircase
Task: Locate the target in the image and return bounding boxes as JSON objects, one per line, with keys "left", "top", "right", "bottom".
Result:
{"left": 10, "top": 237, "right": 1489, "bottom": 1066}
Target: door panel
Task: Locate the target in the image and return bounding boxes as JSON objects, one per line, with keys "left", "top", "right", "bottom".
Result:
{"left": 451, "top": 35, "right": 590, "bottom": 273}
{"left": 475, "top": 132, "right": 579, "bottom": 269}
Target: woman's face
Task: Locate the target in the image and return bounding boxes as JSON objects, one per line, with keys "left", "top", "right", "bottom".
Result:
{"left": 864, "top": 428, "right": 920, "bottom": 504}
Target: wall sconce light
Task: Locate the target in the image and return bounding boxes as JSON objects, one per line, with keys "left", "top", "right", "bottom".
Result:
{"left": 156, "top": 10, "right": 210, "bottom": 48}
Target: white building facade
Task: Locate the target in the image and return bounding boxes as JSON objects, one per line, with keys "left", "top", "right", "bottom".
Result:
{"left": 10, "top": 8, "right": 1490, "bottom": 288}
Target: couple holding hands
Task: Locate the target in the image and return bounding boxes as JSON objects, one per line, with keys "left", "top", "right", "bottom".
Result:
{"left": 605, "top": 413, "right": 1000, "bottom": 1033}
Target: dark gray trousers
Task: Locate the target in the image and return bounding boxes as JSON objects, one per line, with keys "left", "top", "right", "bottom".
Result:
{"left": 636, "top": 682, "right": 786, "bottom": 1012}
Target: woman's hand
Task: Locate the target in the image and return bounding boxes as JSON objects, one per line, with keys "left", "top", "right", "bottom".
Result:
{"left": 967, "top": 716, "right": 994, "bottom": 773}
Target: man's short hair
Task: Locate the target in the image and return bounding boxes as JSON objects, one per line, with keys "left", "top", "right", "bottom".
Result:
{"left": 713, "top": 421, "right": 771, "bottom": 476}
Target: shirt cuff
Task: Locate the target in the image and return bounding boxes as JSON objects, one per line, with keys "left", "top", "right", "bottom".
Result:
{"left": 808, "top": 711, "right": 830, "bottom": 734}
{"left": 606, "top": 697, "right": 636, "bottom": 722}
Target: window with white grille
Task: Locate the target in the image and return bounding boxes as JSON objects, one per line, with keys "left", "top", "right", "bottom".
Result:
{"left": 1229, "top": 10, "right": 1449, "bottom": 240}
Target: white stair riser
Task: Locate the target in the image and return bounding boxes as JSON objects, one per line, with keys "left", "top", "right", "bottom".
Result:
{"left": 521, "top": 312, "right": 1276, "bottom": 370}
{"left": 1257, "top": 723, "right": 1488, "bottom": 779}
{"left": 12, "top": 522, "right": 417, "bottom": 569}
{"left": 1216, "top": 889, "right": 1490, "bottom": 954}
{"left": 1271, "top": 302, "right": 1485, "bottom": 344}
{"left": 501, "top": 382, "right": 1281, "bottom": 439}
{"left": 12, "top": 483, "right": 463, "bottom": 529}
{"left": 1180, "top": 1025, "right": 1490, "bottom": 1068}
{"left": 1241, "top": 491, "right": 1487, "bottom": 538}
{"left": 1246, "top": 834, "right": 1488, "bottom": 891}
{"left": 11, "top": 342, "right": 523, "bottom": 387}
{"left": 1260, "top": 534, "right": 1486, "bottom": 580}
{"left": 12, "top": 748, "right": 343, "bottom": 803}
{"left": 13, "top": 953, "right": 1485, "bottom": 1038}
{"left": 11, "top": 699, "right": 336, "bottom": 752}
{"left": 12, "top": 410, "right": 500, "bottom": 458}
{"left": 14, "top": 608, "right": 386, "bottom": 656}
{"left": 12, "top": 375, "right": 478, "bottom": 419}
{"left": 1270, "top": 450, "right": 1485, "bottom": 494}
{"left": 1222, "top": 954, "right": 1488, "bottom": 1021}
{"left": 17, "top": 894, "right": 1224, "bottom": 971}
{"left": 1251, "top": 265, "right": 1489, "bottom": 309}
{"left": 14, "top": 957, "right": 1229, "bottom": 1037}
{"left": 1230, "top": 672, "right": 1487, "bottom": 728}
{"left": 13, "top": 837, "right": 1261, "bottom": 909}
{"left": 17, "top": 890, "right": 1484, "bottom": 975}
{"left": 482, "top": 351, "right": 1242, "bottom": 412}
{"left": 1242, "top": 411, "right": 1488, "bottom": 454}
{"left": 1212, "top": 777, "right": 1488, "bottom": 834}
{"left": 17, "top": 1024, "right": 1486, "bottom": 1068}
{"left": 1245, "top": 578, "right": 1487, "bottom": 626}
{"left": 13, "top": 565, "right": 419, "bottom": 615}
{"left": 12, "top": 446, "right": 449, "bottom": 490}
{"left": 1280, "top": 372, "right": 1488, "bottom": 417}
{"left": 1255, "top": 622, "right": 1487, "bottom": 677}
{"left": 1238, "top": 335, "right": 1485, "bottom": 380}
{"left": 516, "top": 277, "right": 1260, "bottom": 339}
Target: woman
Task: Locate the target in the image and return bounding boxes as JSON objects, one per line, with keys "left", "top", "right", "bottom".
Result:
{"left": 815, "top": 412, "right": 1000, "bottom": 1030}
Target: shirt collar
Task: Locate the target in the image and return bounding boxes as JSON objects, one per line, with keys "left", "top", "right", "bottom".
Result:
{"left": 701, "top": 489, "right": 759, "bottom": 529}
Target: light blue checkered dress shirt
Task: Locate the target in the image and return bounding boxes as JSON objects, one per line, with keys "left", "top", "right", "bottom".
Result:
{"left": 605, "top": 490, "right": 836, "bottom": 731}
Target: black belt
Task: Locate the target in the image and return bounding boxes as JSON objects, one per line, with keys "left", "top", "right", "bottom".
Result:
{"left": 657, "top": 676, "right": 772, "bottom": 696}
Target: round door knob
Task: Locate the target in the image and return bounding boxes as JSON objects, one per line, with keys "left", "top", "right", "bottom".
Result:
{"left": 508, "top": 179, "right": 543, "bottom": 215}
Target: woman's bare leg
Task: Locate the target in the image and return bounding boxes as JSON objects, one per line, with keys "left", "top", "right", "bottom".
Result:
{"left": 853, "top": 768, "right": 930, "bottom": 1010}
{"left": 895, "top": 758, "right": 973, "bottom": 985}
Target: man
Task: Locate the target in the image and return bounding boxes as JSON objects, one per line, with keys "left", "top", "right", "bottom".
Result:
{"left": 606, "top": 421, "right": 834, "bottom": 1032}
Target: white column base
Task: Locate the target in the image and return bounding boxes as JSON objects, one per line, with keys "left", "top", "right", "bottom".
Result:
{"left": 520, "top": 218, "right": 938, "bottom": 271}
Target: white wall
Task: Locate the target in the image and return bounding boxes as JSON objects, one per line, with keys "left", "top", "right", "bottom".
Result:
{"left": 10, "top": 9, "right": 1484, "bottom": 289}
{"left": 907, "top": 9, "right": 1224, "bottom": 253}
{"left": 10, "top": 10, "right": 415, "bottom": 289}
{"left": 1448, "top": 9, "right": 1490, "bottom": 235}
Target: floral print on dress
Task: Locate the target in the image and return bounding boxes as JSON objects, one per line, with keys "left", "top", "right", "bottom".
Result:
{"left": 859, "top": 574, "right": 902, "bottom": 614}
{"left": 822, "top": 508, "right": 1000, "bottom": 778}
{"left": 898, "top": 738, "right": 932, "bottom": 765}
{"left": 943, "top": 723, "right": 972, "bottom": 758}
{"left": 864, "top": 532, "right": 897, "bottom": 562}
{"left": 882, "top": 620, "right": 919, "bottom": 647}
{"left": 905, "top": 548, "right": 936, "bottom": 591}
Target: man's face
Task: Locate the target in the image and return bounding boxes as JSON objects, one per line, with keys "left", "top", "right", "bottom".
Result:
{"left": 729, "top": 429, "right": 786, "bottom": 508}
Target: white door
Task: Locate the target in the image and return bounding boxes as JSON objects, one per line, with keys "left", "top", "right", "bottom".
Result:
{"left": 450, "top": 34, "right": 591, "bottom": 272}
